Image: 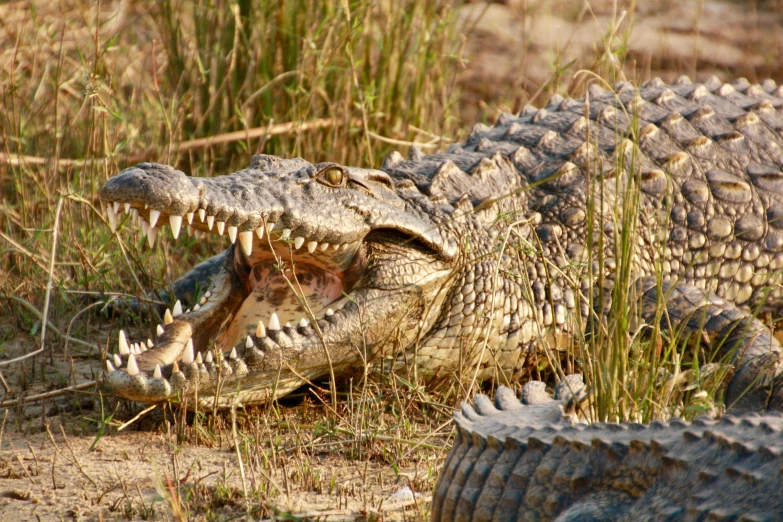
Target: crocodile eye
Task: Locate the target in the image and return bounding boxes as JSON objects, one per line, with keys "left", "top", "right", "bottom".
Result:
{"left": 316, "top": 166, "right": 347, "bottom": 188}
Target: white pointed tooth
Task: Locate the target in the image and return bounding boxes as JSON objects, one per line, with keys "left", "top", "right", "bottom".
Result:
{"left": 193, "top": 303, "right": 201, "bottom": 311}
{"left": 146, "top": 226, "right": 157, "bottom": 247}
{"left": 246, "top": 335, "right": 255, "bottom": 348}
{"left": 113, "top": 201, "right": 121, "bottom": 214}
{"left": 164, "top": 309, "right": 174, "bottom": 325}
{"left": 205, "top": 351, "right": 213, "bottom": 363}
{"left": 130, "top": 343, "right": 138, "bottom": 355}
{"left": 206, "top": 215, "right": 215, "bottom": 230}
{"left": 153, "top": 364, "right": 162, "bottom": 379}
{"left": 195, "top": 352, "right": 203, "bottom": 364}
{"left": 307, "top": 241, "right": 317, "bottom": 253}
{"left": 140, "top": 218, "right": 149, "bottom": 235}
{"left": 266, "top": 222, "right": 275, "bottom": 235}
{"left": 227, "top": 225, "right": 238, "bottom": 243}
{"left": 113, "top": 353, "right": 122, "bottom": 367}
{"left": 299, "top": 318, "right": 309, "bottom": 328}
{"left": 268, "top": 313, "right": 281, "bottom": 331}
{"left": 342, "top": 243, "right": 350, "bottom": 250}
{"left": 106, "top": 205, "right": 117, "bottom": 232}
{"left": 284, "top": 322, "right": 291, "bottom": 328}
{"left": 320, "top": 242, "right": 329, "bottom": 251}
{"left": 144, "top": 203, "right": 149, "bottom": 209}
{"left": 239, "top": 231, "right": 253, "bottom": 256}
{"left": 148, "top": 209, "right": 160, "bottom": 228}
{"left": 169, "top": 215, "right": 183, "bottom": 239}
{"left": 147, "top": 339, "right": 154, "bottom": 348}
{"left": 186, "top": 212, "right": 194, "bottom": 224}
{"left": 198, "top": 209, "right": 206, "bottom": 222}
{"left": 131, "top": 208, "right": 139, "bottom": 223}
{"left": 172, "top": 300, "right": 183, "bottom": 317}
{"left": 199, "top": 296, "right": 207, "bottom": 305}
{"left": 294, "top": 236, "right": 305, "bottom": 249}
{"left": 182, "top": 338, "right": 195, "bottom": 364}
{"left": 255, "top": 226, "right": 265, "bottom": 240}
{"left": 139, "top": 343, "right": 148, "bottom": 353}
{"left": 332, "top": 243, "right": 340, "bottom": 250}
{"left": 156, "top": 324, "right": 165, "bottom": 336}
{"left": 256, "top": 321, "right": 266, "bottom": 338}
{"left": 124, "top": 202, "right": 131, "bottom": 214}
{"left": 326, "top": 308, "right": 334, "bottom": 316}
{"left": 106, "top": 360, "right": 116, "bottom": 372}
{"left": 205, "top": 291, "right": 212, "bottom": 298}
{"left": 118, "top": 330, "right": 130, "bottom": 355}
{"left": 229, "top": 347, "right": 238, "bottom": 359}
{"left": 185, "top": 308, "right": 191, "bottom": 314}
{"left": 281, "top": 228, "right": 291, "bottom": 239}
{"left": 216, "top": 221, "right": 225, "bottom": 235}
{"left": 127, "top": 353, "right": 139, "bottom": 376}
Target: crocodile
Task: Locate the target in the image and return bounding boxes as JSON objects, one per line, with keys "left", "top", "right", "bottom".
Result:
{"left": 100, "top": 75, "right": 783, "bottom": 410}
{"left": 434, "top": 377, "right": 783, "bottom": 521}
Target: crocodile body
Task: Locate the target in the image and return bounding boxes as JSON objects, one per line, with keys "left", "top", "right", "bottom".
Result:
{"left": 101, "top": 76, "right": 783, "bottom": 409}
{"left": 435, "top": 378, "right": 783, "bottom": 521}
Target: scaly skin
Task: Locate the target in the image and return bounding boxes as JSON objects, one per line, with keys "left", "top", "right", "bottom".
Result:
{"left": 435, "top": 378, "right": 783, "bottom": 521}
{"left": 101, "top": 76, "right": 783, "bottom": 409}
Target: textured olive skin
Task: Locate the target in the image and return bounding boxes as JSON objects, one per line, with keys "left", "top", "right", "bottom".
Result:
{"left": 102, "top": 76, "right": 783, "bottom": 411}
{"left": 436, "top": 378, "right": 783, "bottom": 521}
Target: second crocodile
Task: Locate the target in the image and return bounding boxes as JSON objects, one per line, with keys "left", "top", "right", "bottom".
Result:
{"left": 101, "top": 76, "right": 783, "bottom": 410}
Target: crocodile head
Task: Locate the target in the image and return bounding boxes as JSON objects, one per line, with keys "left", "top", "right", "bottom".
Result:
{"left": 100, "top": 155, "right": 459, "bottom": 406}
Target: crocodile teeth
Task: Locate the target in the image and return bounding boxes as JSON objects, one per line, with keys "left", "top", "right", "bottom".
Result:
{"left": 171, "top": 361, "right": 180, "bottom": 373}
{"left": 326, "top": 308, "right": 334, "bottom": 316}
{"left": 169, "top": 215, "right": 183, "bottom": 239}
{"left": 268, "top": 313, "right": 281, "bottom": 331}
{"left": 187, "top": 225, "right": 193, "bottom": 236}
{"left": 216, "top": 221, "right": 226, "bottom": 235}
{"left": 298, "top": 318, "right": 309, "bottom": 328}
{"left": 164, "top": 309, "right": 174, "bottom": 325}
{"left": 106, "top": 360, "right": 116, "bottom": 372}
{"left": 140, "top": 218, "right": 149, "bottom": 235}
{"left": 147, "top": 339, "right": 154, "bottom": 348}
{"left": 199, "top": 296, "right": 207, "bottom": 305}
{"left": 124, "top": 202, "right": 131, "bottom": 214}
{"left": 156, "top": 324, "right": 165, "bottom": 336}
{"left": 186, "top": 212, "right": 194, "bottom": 224}
{"left": 106, "top": 205, "right": 117, "bottom": 232}
{"left": 146, "top": 226, "right": 157, "bottom": 248}
{"left": 281, "top": 228, "right": 291, "bottom": 239}
{"left": 148, "top": 209, "right": 160, "bottom": 228}
{"left": 227, "top": 225, "right": 238, "bottom": 243}
{"left": 153, "top": 364, "right": 162, "bottom": 379}
{"left": 118, "top": 330, "right": 130, "bottom": 355}
{"left": 113, "top": 353, "right": 122, "bottom": 367}
{"left": 332, "top": 243, "right": 340, "bottom": 250}
{"left": 239, "top": 230, "right": 253, "bottom": 256}
{"left": 113, "top": 201, "right": 121, "bottom": 214}
{"left": 307, "top": 241, "right": 318, "bottom": 253}
{"left": 255, "top": 227, "right": 265, "bottom": 240}
{"left": 193, "top": 303, "right": 201, "bottom": 311}
{"left": 246, "top": 335, "right": 255, "bottom": 348}
{"left": 293, "top": 236, "right": 305, "bottom": 249}
{"left": 256, "top": 320, "right": 266, "bottom": 338}
{"left": 205, "top": 351, "right": 213, "bottom": 363}
{"left": 182, "top": 339, "right": 195, "bottom": 364}
{"left": 205, "top": 290, "right": 212, "bottom": 298}
{"left": 320, "top": 242, "right": 329, "bottom": 251}
{"left": 127, "top": 353, "right": 140, "bottom": 376}
{"left": 172, "top": 300, "right": 183, "bottom": 317}
{"left": 198, "top": 209, "right": 206, "bottom": 222}
{"left": 206, "top": 215, "right": 215, "bottom": 230}
{"left": 195, "top": 352, "right": 203, "bottom": 364}
{"left": 229, "top": 347, "right": 238, "bottom": 359}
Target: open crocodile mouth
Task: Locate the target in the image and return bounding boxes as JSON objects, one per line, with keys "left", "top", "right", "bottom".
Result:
{"left": 99, "top": 159, "right": 454, "bottom": 406}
